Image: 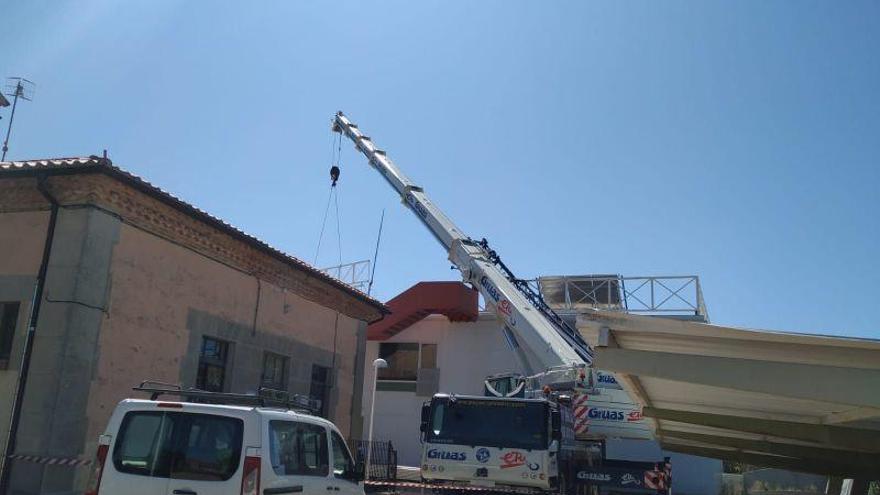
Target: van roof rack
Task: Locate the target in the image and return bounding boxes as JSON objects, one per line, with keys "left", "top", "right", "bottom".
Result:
{"left": 133, "top": 381, "right": 321, "bottom": 414}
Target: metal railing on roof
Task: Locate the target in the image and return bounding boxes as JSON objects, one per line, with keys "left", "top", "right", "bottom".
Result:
{"left": 525, "top": 275, "right": 709, "bottom": 322}
{"left": 321, "top": 259, "right": 371, "bottom": 292}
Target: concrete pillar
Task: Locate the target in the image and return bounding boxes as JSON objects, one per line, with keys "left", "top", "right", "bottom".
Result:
{"left": 349, "top": 320, "right": 369, "bottom": 441}
{"left": 8, "top": 206, "right": 120, "bottom": 494}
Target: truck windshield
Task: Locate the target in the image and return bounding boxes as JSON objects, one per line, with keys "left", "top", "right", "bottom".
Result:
{"left": 427, "top": 399, "right": 548, "bottom": 450}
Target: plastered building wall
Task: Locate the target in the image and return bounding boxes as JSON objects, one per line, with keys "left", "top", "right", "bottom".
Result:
{"left": 0, "top": 210, "right": 48, "bottom": 465}
{"left": 362, "top": 313, "right": 516, "bottom": 465}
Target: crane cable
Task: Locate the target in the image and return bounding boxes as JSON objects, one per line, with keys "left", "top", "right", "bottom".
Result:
{"left": 314, "top": 130, "right": 344, "bottom": 266}
{"left": 313, "top": 185, "right": 334, "bottom": 265}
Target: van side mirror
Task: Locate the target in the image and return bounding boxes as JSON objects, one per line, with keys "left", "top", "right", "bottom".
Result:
{"left": 353, "top": 461, "right": 366, "bottom": 481}
{"left": 420, "top": 403, "right": 431, "bottom": 433}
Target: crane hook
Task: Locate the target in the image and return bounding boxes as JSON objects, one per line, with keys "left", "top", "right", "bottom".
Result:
{"left": 330, "top": 165, "right": 340, "bottom": 187}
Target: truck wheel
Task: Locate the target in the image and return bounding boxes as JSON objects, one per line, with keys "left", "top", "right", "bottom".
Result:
{"left": 557, "top": 471, "right": 568, "bottom": 495}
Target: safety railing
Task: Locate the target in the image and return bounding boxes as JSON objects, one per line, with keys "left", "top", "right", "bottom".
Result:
{"left": 527, "top": 275, "right": 709, "bottom": 321}
{"left": 352, "top": 440, "right": 397, "bottom": 481}
{"left": 321, "top": 259, "right": 372, "bottom": 293}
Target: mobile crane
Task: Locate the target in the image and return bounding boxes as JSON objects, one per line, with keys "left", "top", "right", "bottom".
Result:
{"left": 332, "top": 112, "right": 592, "bottom": 393}
{"left": 332, "top": 113, "right": 659, "bottom": 494}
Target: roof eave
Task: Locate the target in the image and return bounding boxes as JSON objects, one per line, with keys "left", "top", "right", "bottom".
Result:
{"left": 0, "top": 157, "right": 389, "bottom": 318}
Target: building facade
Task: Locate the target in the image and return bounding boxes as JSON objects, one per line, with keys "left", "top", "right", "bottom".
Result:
{"left": 0, "top": 157, "right": 387, "bottom": 494}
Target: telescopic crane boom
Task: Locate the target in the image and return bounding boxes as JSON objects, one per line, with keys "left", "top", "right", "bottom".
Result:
{"left": 332, "top": 112, "right": 592, "bottom": 388}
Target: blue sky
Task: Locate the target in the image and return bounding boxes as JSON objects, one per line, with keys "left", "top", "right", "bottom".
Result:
{"left": 2, "top": 1, "right": 878, "bottom": 338}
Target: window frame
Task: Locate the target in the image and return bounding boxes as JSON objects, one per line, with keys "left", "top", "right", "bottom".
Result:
{"left": 196, "top": 337, "right": 231, "bottom": 392}
{"left": 377, "top": 342, "right": 437, "bottom": 383}
{"left": 0, "top": 302, "right": 21, "bottom": 369}
{"left": 329, "top": 430, "right": 356, "bottom": 481}
{"left": 268, "top": 420, "right": 330, "bottom": 478}
{"left": 309, "top": 365, "right": 330, "bottom": 418}
{"left": 261, "top": 351, "right": 289, "bottom": 390}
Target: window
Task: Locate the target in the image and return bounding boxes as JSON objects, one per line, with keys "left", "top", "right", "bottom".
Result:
{"left": 113, "top": 412, "right": 172, "bottom": 476}
{"left": 196, "top": 337, "right": 230, "bottom": 392}
{"left": 268, "top": 421, "right": 328, "bottom": 477}
{"left": 261, "top": 352, "right": 288, "bottom": 390}
{"left": 377, "top": 343, "right": 419, "bottom": 381}
{"left": 171, "top": 414, "right": 243, "bottom": 481}
{"left": 330, "top": 431, "right": 355, "bottom": 479}
{"left": 0, "top": 302, "right": 21, "bottom": 368}
{"left": 309, "top": 365, "right": 330, "bottom": 417}
{"left": 113, "top": 411, "right": 243, "bottom": 481}
{"left": 377, "top": 342, "right": 437, "bottom": 381}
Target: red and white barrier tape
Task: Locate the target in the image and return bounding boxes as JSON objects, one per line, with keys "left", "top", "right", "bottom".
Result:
{"left": 7, "top": 454, "right": 91, "bottom": 467}
{"left": 365, "top": 480, "right": 539, "bottom": 494}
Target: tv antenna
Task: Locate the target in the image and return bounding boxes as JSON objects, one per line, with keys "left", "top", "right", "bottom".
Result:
{"left": 1, "top": 77, "right": 35, "bottom": 161}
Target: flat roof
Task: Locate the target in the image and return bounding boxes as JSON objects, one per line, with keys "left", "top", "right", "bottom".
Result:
{"left": 578, "top": 310, "right": 880, "bottom": 478}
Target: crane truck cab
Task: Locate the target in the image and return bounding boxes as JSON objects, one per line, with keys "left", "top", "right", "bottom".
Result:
{"left": 419, "top": 394, "right": 576, "bottom": 494}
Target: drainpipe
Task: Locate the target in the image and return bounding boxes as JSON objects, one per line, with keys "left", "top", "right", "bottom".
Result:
{"left": 0, "top": 174, "right": 60, "bottom": 494}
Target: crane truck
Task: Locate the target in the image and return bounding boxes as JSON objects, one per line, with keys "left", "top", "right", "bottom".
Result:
{"left": 331, "top": 112, "right": 659, "bottom": 494}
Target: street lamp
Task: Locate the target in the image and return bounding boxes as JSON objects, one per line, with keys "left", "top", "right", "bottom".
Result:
{"left": 365, "top": 358, "right": 388, "bottom": 480}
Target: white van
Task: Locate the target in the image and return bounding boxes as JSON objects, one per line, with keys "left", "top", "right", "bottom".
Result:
{"left": 85, "top": 387, "right": 365, "bottom": 495}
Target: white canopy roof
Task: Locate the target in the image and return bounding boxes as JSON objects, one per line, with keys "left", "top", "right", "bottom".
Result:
{"left": 577, "top": 311, "right": 880, "bottom": 478}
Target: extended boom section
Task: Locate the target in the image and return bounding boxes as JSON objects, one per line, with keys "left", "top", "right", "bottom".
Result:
{"left": 332, "top": 112, "right": 592, "bottom": 379}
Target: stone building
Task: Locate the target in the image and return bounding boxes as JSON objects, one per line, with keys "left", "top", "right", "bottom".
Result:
{"left": 0, "top": 156, "right": 387, "bottom": 494}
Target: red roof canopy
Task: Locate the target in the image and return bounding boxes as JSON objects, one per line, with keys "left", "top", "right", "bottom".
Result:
{"left": 367, "top": 282, "right": 479, "bottom": 341}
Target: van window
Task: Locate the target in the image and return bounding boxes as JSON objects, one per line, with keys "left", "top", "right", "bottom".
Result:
{"left": 113, "top": 411, "right": 243, "bottom": 481}
{"left": 269, "top": 421, "right": 328, "bottom": 477}
{"left": 113, "top": 412, "right": 173, "bottom": 476}
{"left": 170, "top": 414, "right": 243, "bottom": 481}
{"left": 330, "top": 431, "right": 354, "bottom": 479}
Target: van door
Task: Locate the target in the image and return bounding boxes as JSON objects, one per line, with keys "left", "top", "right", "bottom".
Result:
{"left": 263, "top": 420, "right": 334, "bottom": 494}
{"left": 101, "top": 411, "right": 173, "bottom": 495}
{"left": 164, "top": 413, "right": 245, "bottom": 495}
{"left": 329, "top": 430, "right": 362, "bottom": 495}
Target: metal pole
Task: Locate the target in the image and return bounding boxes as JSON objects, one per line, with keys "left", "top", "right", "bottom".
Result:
{"left": 365, "top": 372, "right": 377, "bottom": 479}
{"left": 0, "top": 176, "right": 58, "bottom": 493}
{"left": 1, "top": 82, "right": 22, "bottom": 161}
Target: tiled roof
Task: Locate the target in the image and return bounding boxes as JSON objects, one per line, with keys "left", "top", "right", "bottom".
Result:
{"left": 0, "top": 156, "right": 387, "bottom": 314}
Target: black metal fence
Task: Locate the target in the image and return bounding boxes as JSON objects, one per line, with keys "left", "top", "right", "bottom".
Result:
{"left": 353, "top": 440, "right": 397, "bottom": 481}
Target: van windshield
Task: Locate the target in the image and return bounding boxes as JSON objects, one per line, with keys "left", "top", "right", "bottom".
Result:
{"left": 427, "top": 399, "right": 548, "bottom": 450}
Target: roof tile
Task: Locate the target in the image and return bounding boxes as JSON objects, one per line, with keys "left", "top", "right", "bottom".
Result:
{"left": 0, "top": 156, "right": 387, "bottom": 314}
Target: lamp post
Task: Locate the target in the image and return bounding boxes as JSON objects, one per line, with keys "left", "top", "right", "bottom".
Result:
{"left": 365, "top": 358, "right": 388, "bottom": 480}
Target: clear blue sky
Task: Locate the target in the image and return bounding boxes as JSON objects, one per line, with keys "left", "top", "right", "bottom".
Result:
{"left": 3, "top": 1, "right": 878, "bottom": 338}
